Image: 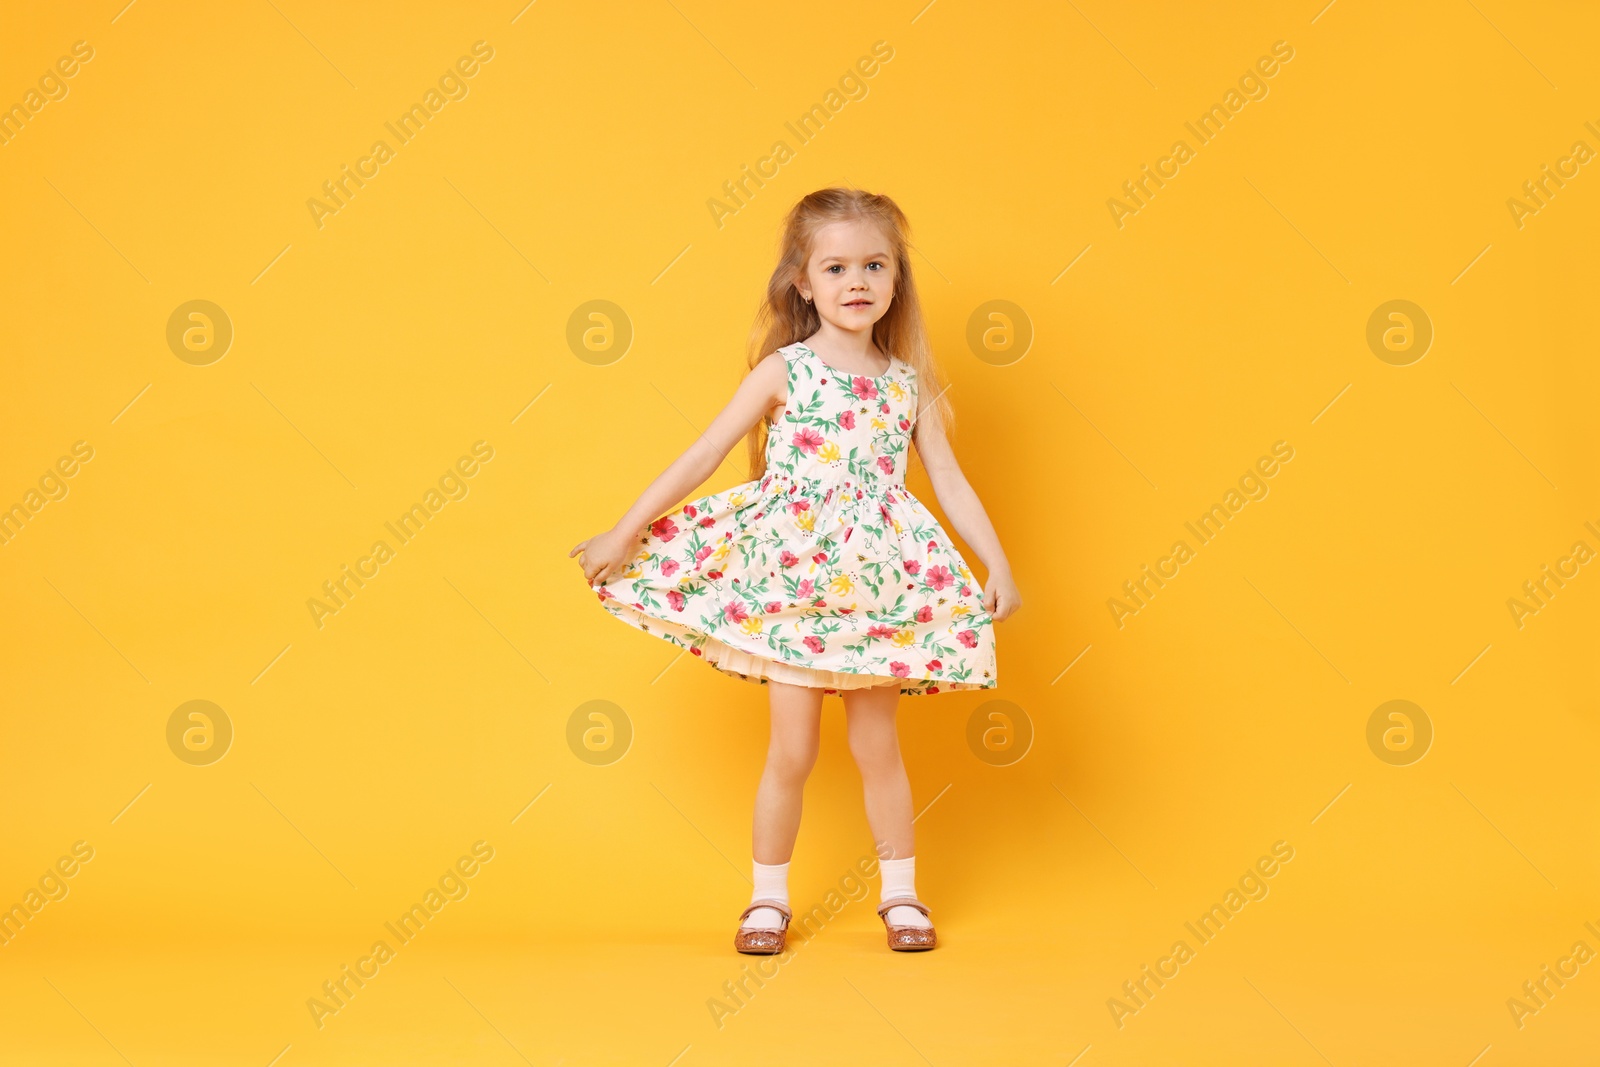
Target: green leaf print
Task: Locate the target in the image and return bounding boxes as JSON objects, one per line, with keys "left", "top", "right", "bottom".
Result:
{"left": 855, "top": 557, "right": 897, "bottom": 599}
{"left": 680, "top": 527, "right": 713, "bottom": 568}
{"left": 779, "top": 571, "right": 821, "bottom": 601}
{"left": 787, "top": 393, "right": 831, "bottom": 431}
{"left": 843, "top": 446, "right": 874, "bottom": 482}
{"left": 623, "top": 581, "right": 667, "bottom": 611}
{"left": 863, "top": 592, "right": 912, "bottom": 624}
{"left": 744, "top": 624, "right": 804, "bottom": 663}
{"left": 913, "top": 633, "right": 962, "bottom": 660}
{"left": 731, "top": 576, "right": 777, "bottom": 606}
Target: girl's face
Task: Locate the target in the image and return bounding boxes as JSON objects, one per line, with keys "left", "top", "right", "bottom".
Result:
{"left": 795, "top": 219, "right": 896, "bottom": 336}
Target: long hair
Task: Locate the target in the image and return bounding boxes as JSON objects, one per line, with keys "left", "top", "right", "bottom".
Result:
{"left": 741, "top": 188, "right": 956, "bottom": 481}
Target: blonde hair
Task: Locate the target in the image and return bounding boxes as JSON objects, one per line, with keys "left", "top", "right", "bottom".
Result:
{"left": 741, "top": 187, "right": 956, "bottom": 481}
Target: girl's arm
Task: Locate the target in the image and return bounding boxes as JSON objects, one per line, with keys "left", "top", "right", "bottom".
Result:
{"left": 573, "top": 353, "right": 788, "bottom": 586}
{"left": 911, "top": 398, "right": 1022, "bottom": 620}
{"left": 609, "top": 353, "right": 787, "bottom": 537}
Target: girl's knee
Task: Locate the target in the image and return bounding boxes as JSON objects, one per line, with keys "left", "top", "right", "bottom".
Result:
{"left": 766, "top": 744, "right": 819, "bottom": 782}
{"left": 847, "top": 730, "right": 901, "bottom": 773}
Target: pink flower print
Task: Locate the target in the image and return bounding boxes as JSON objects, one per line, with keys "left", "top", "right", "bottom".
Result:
{"left": 723, "top": 600, "right": 749, "bottom": 624}
{"left": 926, "top": 658, "right": 942, "bottom": 672}
{"left": 867, "top": 623, "right": 898, "bottom": 640}
{"left": 667, "top": 590, "right": 686, "bottom": 611}
{"left": 927, "top": 539, "right": 938, "bottom": 551}
{"left": 876, "top": 456, "right": 895, "bottom": 476}
{"left": 660, "top": 558, "right": 680, "bottom": 578}
{"left": 796, "top": 578, "right": 815, "bottom": 598}
{"left": 851, "top": 377, "right": 879, "bottom": 401}
{"left": 903, "top": 559, "right": 921, "bottom": 574}
{"left": 788, "top": 499, "right": 811, "bottom": 518}
{"left": 596, "top": 586, "right": 617, "bottom": 602}
{"left": 793, "top": 427, "right": 825, "bottom": 453}
{"left": 915, "top": 605, "right": 933, "bottom": 623}
{"left": 651, "top": 517, "right": 680, "bottom": 541}
{"left": 925, "top": 565, "right": 956, "bottom": 591}
{"left": 694, "top": 544, "right": 714, "bottom": 566}
{"left": 839, "top": 409, "right": 856, "bottom": 430}
{"left": 764, "top": 601, "right": 782, "bottom": 613}
{"left": 960, "top": 585, "right": 972, "bottom": 597}
{"left": 683, "top": 504, "right": 698, "bottom": 519}
{"left": 803, "top": 636, "right": 826, "bottom": 653}
{"left": 699, "top": 516, "right": 715, "bottom": 527}
{"left": 811, "top": 551, "right": 829, "bottom": 565}
{"left": 899, "top": 417, "right": 910, "bottom": 431}
{"left": 957, "top": 629, "right": 978, "bottom": 648}
{"left": 779, "top": 550, "right": 800, "bottom": 568}
{"left": 889, "top": 661, "right": 910, "bottom": 677}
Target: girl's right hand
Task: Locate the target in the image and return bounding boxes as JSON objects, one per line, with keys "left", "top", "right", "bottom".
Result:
{"left": 569, "top": 526, "right": 635, "bottom": 588}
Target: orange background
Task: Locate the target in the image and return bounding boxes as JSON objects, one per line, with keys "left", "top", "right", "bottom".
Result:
{"left": 1, "top": 1, "right": 1597, "bottom": 1064}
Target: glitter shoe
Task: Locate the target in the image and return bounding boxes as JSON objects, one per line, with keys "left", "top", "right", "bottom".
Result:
{"left": 877, "top": 896, "right": 938, "bottom": 951}
{"left": 733, "top": 899, "right": 792, "bottom": 955}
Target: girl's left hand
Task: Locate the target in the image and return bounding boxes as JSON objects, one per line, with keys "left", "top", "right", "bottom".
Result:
{"left": 982, "top": 569, "right": 1022, "bottom": 621}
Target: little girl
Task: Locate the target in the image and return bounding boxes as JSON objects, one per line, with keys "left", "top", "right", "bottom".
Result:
{"left": 570, "top": 187, "right": 1020, "bottom": 953}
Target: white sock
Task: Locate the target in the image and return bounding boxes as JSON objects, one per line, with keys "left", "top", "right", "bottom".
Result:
{"left": 744, "top": 859, "right": 790, "bottom": 929}
{"left": 880, "top": 855, "right": 932, "bottom": 928}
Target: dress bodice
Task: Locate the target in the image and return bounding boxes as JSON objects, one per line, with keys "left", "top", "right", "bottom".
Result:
{"left": 758, "top": 342, "right": 919, "bottom": 546}
{"left": 766, "top": 343, "right": 916, "bottom": 483}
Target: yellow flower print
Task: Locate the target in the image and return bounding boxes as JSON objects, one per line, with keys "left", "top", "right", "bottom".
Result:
{"left": 887, "top": 381, "right": 908, "bottom": 402}
{"left": 951, "top": 605, "right": 971, "bottom": 618}
{"left": 829, "top": 573, "right": 854, "bottom": 596}
{"left": 796, "top": 510, "right": 816, "bottom": 532}
{"left": 729, "top": 492, "right": 748, "bottom": 506}
{"left": 712, "top": 542, "right": 732, "bottom": 563}
{"left": 892, "top": 629, "right": 917, "bottom": 647}
{"left": 817, "top": 441, "right": 841, "bottom": 463}
{"left": 740, "top": 616, "right": 764, "bottom": 636}
{"left": 871, "top": 417, "right": 887, "bottom": 431}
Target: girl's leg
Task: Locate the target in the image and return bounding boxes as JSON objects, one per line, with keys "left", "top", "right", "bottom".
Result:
{"left": 752, "top": 679, "right": 825, "bottom": 862}
{"left": 841, "top": 680, "right": 914, "bottom": 859}
{"left": 843, "top": 680, "right": 932, "bottom": 928}
{"left": 743, "top": 679, "right": 824, "bottom": 930}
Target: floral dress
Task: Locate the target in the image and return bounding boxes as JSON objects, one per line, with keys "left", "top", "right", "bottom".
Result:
{"left": 590, "top": 342, "right": 998, "bottom": 695}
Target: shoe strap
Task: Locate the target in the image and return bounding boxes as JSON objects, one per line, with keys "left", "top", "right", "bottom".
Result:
{"left": 739, "top": 899, "right": 792, "bottom": 924}
{"left": 877, "top": 896, "right": 930, "bottom": 919}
